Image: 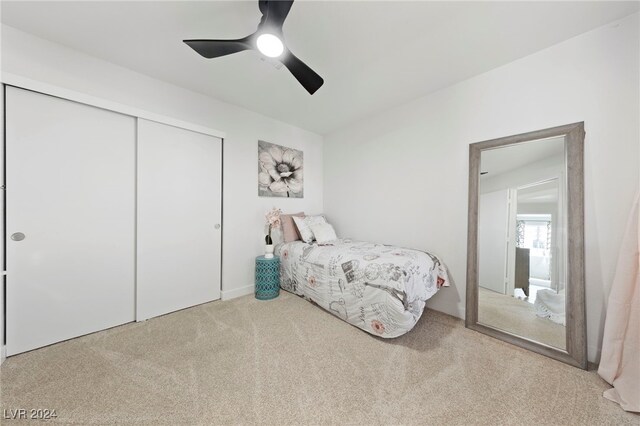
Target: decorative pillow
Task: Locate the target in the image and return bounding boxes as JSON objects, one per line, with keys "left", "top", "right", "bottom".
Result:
{"left": 309, "top": 222, "right": 338, "bottom": 244}
{"left": 281, "top": 212, "right": 305, "bottom": 242}
{"left": 293, "top": 215, "right": 327, "bottom": 243}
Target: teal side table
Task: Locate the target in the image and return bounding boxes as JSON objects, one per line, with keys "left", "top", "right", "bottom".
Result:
{"left": 255, "top": 256, "right": 280, "bottom": 300}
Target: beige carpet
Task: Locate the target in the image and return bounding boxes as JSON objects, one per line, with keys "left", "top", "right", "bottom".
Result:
{"left": 479, "top": 288, "right": 566, "bottom": 350}
{"left": 1, "top": 292, "right": 636, "bottom": 425}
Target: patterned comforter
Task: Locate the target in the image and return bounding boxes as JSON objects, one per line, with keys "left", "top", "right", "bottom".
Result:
{"left": 276, "top": 239, "right": 449, "bottom": 338}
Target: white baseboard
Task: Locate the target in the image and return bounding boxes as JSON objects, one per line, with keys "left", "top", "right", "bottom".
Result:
{"left": 588, "top": 345, "right": 602, "bottom": 365}
{"left": 221, "top": 284, "right": 254, "bottom": 301}
{"left": 426, "top": 302, "right": 466, "bottom": 321}
{"left": 1, "top": 345, "right": 6, "bottom": 365}
{"left": 455, "top": 304, "right": 466, "bottom": 320}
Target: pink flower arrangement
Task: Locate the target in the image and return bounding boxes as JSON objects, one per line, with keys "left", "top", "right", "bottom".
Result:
{"left": 266, "top": 207, "right": 282, "bottom": 228}
{"left": 265, "top": 207, "right": 282, "bottom": 244}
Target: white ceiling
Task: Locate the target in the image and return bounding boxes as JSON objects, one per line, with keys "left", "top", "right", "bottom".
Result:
{"left": 480, "top": 135, "right": 565, "bottom": 178}
{"left": 518, "top": 180, "right": 558, "bottom": 204}
{"left": 1, "top": 1, "right": 638, "bottom": 134}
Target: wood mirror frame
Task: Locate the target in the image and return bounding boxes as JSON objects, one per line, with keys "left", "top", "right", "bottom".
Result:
{"left": 465, "top": 122, "right": 587, "bottom": 369}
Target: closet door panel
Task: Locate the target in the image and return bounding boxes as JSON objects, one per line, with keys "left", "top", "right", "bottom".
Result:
{"left": 137, "top": 119, "right": 222, "bottom": 321}
{"left": 6, "top": 87, "right": 136, "bottom": 355}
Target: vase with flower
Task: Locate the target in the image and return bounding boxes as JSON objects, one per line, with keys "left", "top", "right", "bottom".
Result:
{"left": 264, "top": 207, "right": 282, "bottom": 258}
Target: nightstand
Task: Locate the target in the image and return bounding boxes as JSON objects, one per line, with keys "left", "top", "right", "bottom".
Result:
{"left": 255, "top": 256, "right": 280, "bottom": 300}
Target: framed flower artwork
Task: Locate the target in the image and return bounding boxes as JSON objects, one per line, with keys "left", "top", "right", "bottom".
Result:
{"left": 258, "top": 140, "right": 304, "bottom": 198}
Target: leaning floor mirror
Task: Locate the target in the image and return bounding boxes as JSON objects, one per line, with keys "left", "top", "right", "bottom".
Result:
{"left": 466, "top": 122, "right": 587, "bottom": 369}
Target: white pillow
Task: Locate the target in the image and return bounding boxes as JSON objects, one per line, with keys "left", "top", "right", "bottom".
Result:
{"left": 309, "top": 222, "right": 338, "bottom": 244}
{"left": 293, "top": 215, "right": 326, "bottom": 243}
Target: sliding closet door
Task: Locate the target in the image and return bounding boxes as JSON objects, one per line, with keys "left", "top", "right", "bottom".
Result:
{"left": 137, "top": 119, "right": 222, "bottom": 321}
{"left": 6, "top": 87, "right": 135, "bottom": 355}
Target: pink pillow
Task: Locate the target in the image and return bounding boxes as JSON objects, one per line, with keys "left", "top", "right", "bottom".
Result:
{"left": 281, "top": 212, "right": 305, "bottom": 242}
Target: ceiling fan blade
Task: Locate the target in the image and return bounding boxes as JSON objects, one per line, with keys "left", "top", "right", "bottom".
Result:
{"left": 259, "top": 0, "right": 294, "bottom": 28}
{"left": 281, "top": 50, "right": 324, "bottom": 95}
{"left": 183, "top": 38, "right": 253, "bottom": 59}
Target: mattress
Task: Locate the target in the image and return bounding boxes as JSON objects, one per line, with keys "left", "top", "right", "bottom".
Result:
{"left": 276, "top": 239, "right": 449, "bottom": 338}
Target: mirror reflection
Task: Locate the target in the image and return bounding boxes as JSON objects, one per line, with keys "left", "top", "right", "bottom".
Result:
{"left": 477, "top": 136, "right": 567, "bottom": 349}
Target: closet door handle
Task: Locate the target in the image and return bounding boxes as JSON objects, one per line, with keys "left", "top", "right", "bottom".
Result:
{"left": 11, "top": 232, "right": 26, "bottom": 241}
{"left": 214, "top": 224, "right": 221, "bottom": 230}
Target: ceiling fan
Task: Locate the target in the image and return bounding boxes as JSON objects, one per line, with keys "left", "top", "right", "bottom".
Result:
{"left": 184, "top": 0, "right": 324, "bottom": 95}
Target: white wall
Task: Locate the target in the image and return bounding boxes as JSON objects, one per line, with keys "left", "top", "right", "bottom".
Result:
{"left": 480, "top": 156, "right": 564, "bottom": 195}
{"left": 1, "top": 25, "right": 324, "bottom": 305}
{"left": 478, "top": 189, "right": 509, "bottom": 293}
{"left": 323, "top": 14, "right": 639, "bottom": 362}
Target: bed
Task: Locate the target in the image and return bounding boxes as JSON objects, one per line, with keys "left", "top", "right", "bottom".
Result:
{"left": 276, "top": 239, "right": 449, "bottom": 338}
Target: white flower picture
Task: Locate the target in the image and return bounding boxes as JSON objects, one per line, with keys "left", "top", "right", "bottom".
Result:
{"left": 258, "top": 140, "right": 304, "bottom": 198}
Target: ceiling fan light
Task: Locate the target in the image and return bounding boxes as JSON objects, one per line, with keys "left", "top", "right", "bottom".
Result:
{"left": 256, "top": 33, "right": 284, "bottom": 58}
